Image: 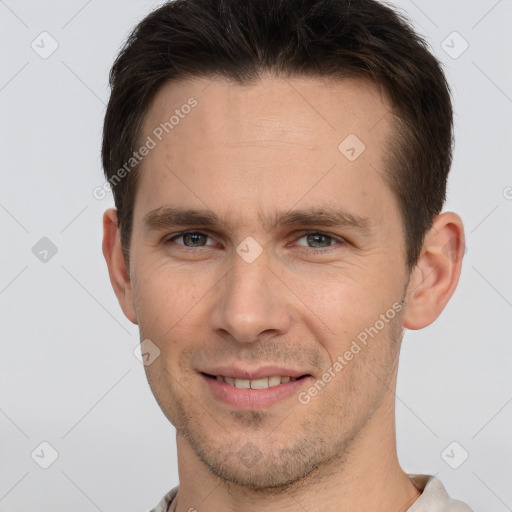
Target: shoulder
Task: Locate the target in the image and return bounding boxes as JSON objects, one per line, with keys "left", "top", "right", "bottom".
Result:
{"left": 147, "top": 486, "right": 179, "bottom": 512}
{"left": 407, "top": 474, "right": 474, "bottom": 512}
{"left": 147, "top": 477, "right": 475, "bottom": 512}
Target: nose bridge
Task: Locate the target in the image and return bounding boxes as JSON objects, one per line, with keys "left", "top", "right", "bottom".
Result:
{"left": 210, "top": 250, "right": 290, "bottom": 343}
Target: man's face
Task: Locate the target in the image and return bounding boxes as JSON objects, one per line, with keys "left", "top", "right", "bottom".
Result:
{"left": 127, "top": 75, "right": 411, "bottom": 487}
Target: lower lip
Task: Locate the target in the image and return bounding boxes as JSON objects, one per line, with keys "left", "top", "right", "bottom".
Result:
{"left": 201, "top": 374, "right": 311, "bottom": 410}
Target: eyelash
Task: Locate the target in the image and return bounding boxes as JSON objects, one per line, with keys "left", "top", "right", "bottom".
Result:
{"left": 163, "top": 230, "right": 346, "bottom": 254}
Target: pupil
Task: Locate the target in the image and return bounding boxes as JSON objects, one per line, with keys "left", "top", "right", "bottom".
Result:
{"left": 184, "top": 233, "right": 205, "bottom": 247}
{"left": 307, "top": 233, "right": 330, "bottom": 248}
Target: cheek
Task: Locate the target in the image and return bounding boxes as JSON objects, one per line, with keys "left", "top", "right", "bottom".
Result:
{"left": 131, "top": 266, "right": 209, "bottom": 356}
{"left": 295, "top": 267, "right": 403, "bottom": 359}
{"left": 295, "top": 271, "right": 378, "bottom": 330}
{"left": 134, "top": 262, "right": 204, "bottom": 314}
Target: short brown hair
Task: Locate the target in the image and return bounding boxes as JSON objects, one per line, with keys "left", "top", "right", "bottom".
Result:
{"left": 102, "top": 0, "right": 453, "bottom": 270}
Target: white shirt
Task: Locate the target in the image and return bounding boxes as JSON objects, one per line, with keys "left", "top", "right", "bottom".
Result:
{"left": 148, "top": 474, "right": 475, "bottom": 511}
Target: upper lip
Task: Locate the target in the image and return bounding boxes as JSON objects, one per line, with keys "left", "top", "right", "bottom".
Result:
{"left": 200, "top": 365, "right": 312, "bottom": 380}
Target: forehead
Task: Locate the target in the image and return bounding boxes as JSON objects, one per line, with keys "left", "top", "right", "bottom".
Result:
{"left": 133, "top": 74, "right": 397, "bottom": 230}
{"left": 143, "top": 74, "right": 391, "bottom": 146}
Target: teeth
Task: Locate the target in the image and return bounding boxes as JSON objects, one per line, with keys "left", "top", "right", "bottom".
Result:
{"left": 250, "top": 377, "right": 269, "bottom": 389}
{"left": 215, "top": 375, "right": 297, "bottom": 389}
{"left": 268, "top": 376, "right": 281, "bottom": 387}
{"left": 235, "top": 379, "right": 250, "bottom": 389}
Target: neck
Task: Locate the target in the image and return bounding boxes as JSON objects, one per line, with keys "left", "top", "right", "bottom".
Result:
{"left": 172, "top": 397, "right": 421, "bottom": 512}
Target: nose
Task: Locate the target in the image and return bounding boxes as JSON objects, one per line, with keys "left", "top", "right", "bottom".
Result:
{"left": 209, "top": 252, "right": 291, "bottom": 344}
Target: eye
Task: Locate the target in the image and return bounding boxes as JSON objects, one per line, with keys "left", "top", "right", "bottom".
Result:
{"left": 166, "top": 231, "right": 215, "bottom": 248}
{"left": 295, "top": 231, "right": 344, "bottom": 249}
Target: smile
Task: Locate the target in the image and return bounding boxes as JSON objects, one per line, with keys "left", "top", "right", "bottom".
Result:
{"left": 203, "top": 373, "right": 307, "bottom": 389}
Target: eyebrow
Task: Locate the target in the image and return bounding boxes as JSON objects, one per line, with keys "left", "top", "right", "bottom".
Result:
{"left": 143, "top": 206, "right": 374, "bottom": 236}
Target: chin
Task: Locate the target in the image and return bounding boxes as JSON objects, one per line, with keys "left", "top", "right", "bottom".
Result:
{"left": 184, "top": 426, "right": 335, "bottom": 492}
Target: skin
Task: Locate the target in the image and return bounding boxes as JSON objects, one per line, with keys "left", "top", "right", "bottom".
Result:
{"left": 102, "top": 75, "right": 465, "bottom": 512}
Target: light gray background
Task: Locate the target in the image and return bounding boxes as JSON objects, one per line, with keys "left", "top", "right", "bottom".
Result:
{"left": 1, "top": 0, "right": 511, "bottom": 510}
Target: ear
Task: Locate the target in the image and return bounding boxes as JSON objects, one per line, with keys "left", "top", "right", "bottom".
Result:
{"left": 403, "top": 212, "right": 465, "bottom": 330}
{"left": 102, "top": 208, "right": 138, "bottom": 324}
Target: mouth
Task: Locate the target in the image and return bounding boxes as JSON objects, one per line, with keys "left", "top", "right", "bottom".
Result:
{"left": 200, "top": 371, "right": 313, "bottom": 409}
{"left": 201, "top": 372, "right": 311, "bottom": 390}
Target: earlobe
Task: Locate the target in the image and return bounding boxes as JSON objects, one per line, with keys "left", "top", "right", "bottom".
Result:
{"left": 402, "top": 212, "right": 465, "bottom": 330}
{"left": 102, "top": 208, "right": 138, "bottom": 324}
